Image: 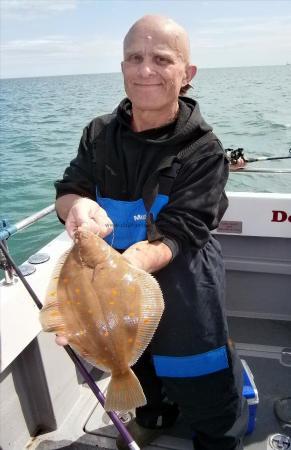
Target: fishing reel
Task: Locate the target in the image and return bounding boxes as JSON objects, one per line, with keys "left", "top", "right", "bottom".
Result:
{"left": 226, "top": 147, "right": 291, "bottom": 165}
{"left": 225, "top": 148, "right": 246, "bottom": 165}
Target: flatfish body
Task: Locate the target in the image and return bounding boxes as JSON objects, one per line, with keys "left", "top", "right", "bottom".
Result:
{"left": 40, "top": 229, "right": 164, "bottom": 411}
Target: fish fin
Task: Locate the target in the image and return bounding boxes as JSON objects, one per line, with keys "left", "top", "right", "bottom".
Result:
{"left": 104, "top": 369, "right": 146, "bottom": 412}
{"left": 129, "top": 271, "right": 164, "bottom": 367}
{"left": 39, "top": 301, "right": 66, "bottom": 333}
{"left": 39, "top": 248, "right": 71, "bottom": 333}
{"left": 44, "top": 248, "right": 71, "bottom": 304}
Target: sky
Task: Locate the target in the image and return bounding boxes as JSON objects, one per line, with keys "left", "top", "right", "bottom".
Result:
{"left": 1, "top": 0, "right": 291, "bottom": 79}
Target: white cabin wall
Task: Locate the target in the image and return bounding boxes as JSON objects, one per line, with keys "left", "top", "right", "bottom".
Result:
{"left": 0, "top": 363, "right": 32, "bottom": 450}
{"left": 216, "top": 235, "right": 291, "bottom": 320}
{"left": 0, "top": 332, "right": 82, "bottom": 450}
{"left": 36, "top": 331, "right": 81, "bottom": 427}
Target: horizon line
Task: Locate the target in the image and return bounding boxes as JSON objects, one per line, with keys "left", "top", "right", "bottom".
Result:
{"left": 1, "top": 63, "right": 289, "bottom": 81}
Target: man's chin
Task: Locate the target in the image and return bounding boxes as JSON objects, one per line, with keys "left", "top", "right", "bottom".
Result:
{"left": 130, "top": 97, "right": 167, "bottom": 111}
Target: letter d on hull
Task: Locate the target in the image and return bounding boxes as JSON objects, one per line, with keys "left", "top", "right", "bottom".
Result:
{"left": 271, "top": 210, "right": 288, "bottom": 222}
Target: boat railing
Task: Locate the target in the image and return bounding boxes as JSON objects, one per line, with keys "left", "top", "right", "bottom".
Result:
{"left": 230, "top": 168, "right": 291, "bottom": 173}
{"left": 0, "top": 204, "right": 55, "bottom": 284}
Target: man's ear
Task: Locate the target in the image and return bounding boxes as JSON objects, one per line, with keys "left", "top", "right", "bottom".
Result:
{"left": 121, "top": 61, "right": 124, "bottom": 74}
{"left": 185, "top": 64, "right": 197, "bottom": 84}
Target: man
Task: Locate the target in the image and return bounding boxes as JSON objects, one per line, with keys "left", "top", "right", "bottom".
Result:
{"left": 55, "top": 15, "right": 248, "bottom": 450}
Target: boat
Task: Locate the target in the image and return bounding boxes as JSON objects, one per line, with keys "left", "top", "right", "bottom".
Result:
{"left": 0, "top": 188, "right": 291, "bottom": 450}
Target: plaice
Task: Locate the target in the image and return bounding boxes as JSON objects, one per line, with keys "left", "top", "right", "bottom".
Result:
{"left": 39, "top": 229, "right": 164, "bottom": 411}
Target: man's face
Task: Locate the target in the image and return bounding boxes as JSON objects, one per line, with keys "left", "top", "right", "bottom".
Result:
{"left": 121, "top": 24, "right": 194, "bottom": 112}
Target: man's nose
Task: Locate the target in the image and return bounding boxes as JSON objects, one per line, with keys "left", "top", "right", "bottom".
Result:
{"left": 138, "top": 60, "right": 156, "bottom": 77}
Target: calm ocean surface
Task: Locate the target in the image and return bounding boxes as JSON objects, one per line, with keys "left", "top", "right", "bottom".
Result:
{"left": 1, "top": 65, "right": 291, "bottom": 265}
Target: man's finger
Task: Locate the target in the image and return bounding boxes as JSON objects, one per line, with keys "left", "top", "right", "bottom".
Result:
{"left": 55, "top": 335, "right": 69, "bottom": 346}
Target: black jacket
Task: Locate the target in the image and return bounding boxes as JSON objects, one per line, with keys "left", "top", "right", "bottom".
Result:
{"left": 55, "top": 97, "right": 229, "bottom": 257}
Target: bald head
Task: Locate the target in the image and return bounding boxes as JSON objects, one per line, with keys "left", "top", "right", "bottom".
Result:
{"left": 123, "top": 15, "right": 191, "bottom": 64}
{"left": 121, "top": 15, "right": 196, "bottom": 119}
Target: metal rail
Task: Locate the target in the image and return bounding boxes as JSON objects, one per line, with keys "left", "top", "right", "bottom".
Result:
{"left": 231, "top": 168, "right": 291, "bottom": 173}
{"left": 0, "top": 204, "right": 55, "bottom": 241}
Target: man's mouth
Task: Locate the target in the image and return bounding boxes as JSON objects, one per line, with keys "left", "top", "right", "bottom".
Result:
{"left": 134, "top": 83, "right": 162, "bottom": 87}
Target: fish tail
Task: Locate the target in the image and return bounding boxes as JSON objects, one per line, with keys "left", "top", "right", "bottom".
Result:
{"left": 104, "top": 368, "right": 146, "bottom": 412}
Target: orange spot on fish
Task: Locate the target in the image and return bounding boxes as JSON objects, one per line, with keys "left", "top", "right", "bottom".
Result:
{"left": 129, "top": 312, "right": 135, "bottom": 317}
{"left": 111, "top": 288, "right": 118, "bottom": 296}
{"left": 63, "top": 278, "right": 69, "bottom": 284}
{"left": 75, "top": 288, "right": 80, "bottom": 294}
{"left": 103, "top": 331, "right": 109, "bottom": 336}
{"left": 109, "top": 301, "right": 115, "bottom": 305}
{"left": 128, "top": 338, "right": 133, "bottom": 343}
{"left": 144, "top": 319, "right": 149, "bottom": 324}
{"left": 50, "top": 311, "right": 59, "bottom": 317}
{"left": 49, "top": 291, "right": 56, "bottom": 297}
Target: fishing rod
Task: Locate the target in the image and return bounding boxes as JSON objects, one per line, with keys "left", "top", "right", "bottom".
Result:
{"left": 0, "top": 240, "right": 140, "bottom": 450}
{"left": 231, "top": 168, "right": 291, "bottom": 174}
{"left": 226, "top": 147, "right": 291, "bottom": 165}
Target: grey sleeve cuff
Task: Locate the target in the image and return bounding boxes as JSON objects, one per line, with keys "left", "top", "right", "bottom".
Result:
{"left": 162, "top": 237, "right": 180, "bottom": 260}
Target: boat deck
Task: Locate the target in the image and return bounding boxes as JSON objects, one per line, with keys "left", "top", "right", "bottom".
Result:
{"left": 27, "top": 326, "right": 291, "bottom": 450}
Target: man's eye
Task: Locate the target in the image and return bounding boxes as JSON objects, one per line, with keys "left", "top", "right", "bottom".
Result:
{"left": 128, "top": 54, "right": 143, "bottom": 63}
{"left": 155, "top": 56, "right": 170, "bottom": 65}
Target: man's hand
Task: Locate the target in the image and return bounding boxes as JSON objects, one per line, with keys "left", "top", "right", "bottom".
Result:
{"left": 122, "top": 240, "right": 172, "bottom": 273}
{"left": 229, "top": 157, "right": 246, "bottom": 171}
{"left": 60, "top": 197, "right": 113, "bottom": 238}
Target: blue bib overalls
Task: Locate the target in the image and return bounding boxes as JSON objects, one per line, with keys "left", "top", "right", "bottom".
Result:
{"left": 96, "top": 189, "right": 168, "bottom": 250}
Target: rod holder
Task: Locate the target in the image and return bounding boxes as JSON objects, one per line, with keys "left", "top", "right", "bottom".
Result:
{"left": 0, "top": 239, "right": 16, "bottom": 285}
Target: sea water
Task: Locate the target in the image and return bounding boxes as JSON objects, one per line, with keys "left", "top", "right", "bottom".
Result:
{"left": 0, "top": 65, "right": 290, "bottom": 264}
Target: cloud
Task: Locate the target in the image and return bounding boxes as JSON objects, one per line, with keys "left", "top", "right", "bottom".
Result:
{"left": 2, "top": 37, "right": 77, "bottom": 56}
{"left": 189, "top": 14, "right": 291, "bottom": 50}
{"left": 204, "top": 14, "right": 291, "bottom": 26}
{"left": 2, "top": 35, "right": 122, "bottom": 57}
{"left": 1, "top": 35, "right": 122, "bottom": 77}
{"left": 1, "top": 0, "right": 77, "bottom": 19}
